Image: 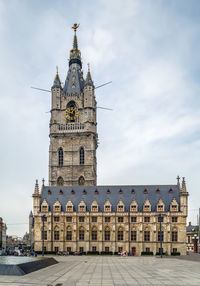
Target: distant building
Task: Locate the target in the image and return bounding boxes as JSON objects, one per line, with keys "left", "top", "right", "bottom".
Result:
{"left": 0, "top": 217, "right": 7, "bottom": 251}
{"left": 31, "top": 24, "right": 189, "bottom": 256}
{"left": 186, "top": 222, "right": 199, "bottom": 252}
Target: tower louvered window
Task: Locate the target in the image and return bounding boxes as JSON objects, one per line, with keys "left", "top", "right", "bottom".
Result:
{"left": 58, "top": 148, "right": 63, "bottom": 166}
{"left": 80, "top": 147, "right": 84, "bottom": 165}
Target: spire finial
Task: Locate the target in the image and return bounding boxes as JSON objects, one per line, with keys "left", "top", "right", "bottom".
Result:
{"left": 72, "top": 23, "right": 80, "bottom": 33}
{"left": 56, "top": 66, "right": 58, "bottom": 74}
{"left": 34, "top": 179, "right": 39, "bottom": 195}
{"left": 182, "top": 177, "right": 186, "bottom": 192}
{"left": 42, "top": 178, "right": 45, "bottom": 186}
{"left": 87, "top": 63, "right": 90, "bottom": 72}
{"left": 177, "top": 175, "right": 180, "bottom": 189}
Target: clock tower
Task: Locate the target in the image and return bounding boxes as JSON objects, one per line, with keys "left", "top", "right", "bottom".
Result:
{"left": 49, "top": 24, "right": 97, "bottom": 186}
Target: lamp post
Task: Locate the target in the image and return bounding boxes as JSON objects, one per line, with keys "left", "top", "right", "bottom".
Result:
{"left": 192, "top": 234, "right": 198, "bottom": 253}
{"left": 156, "top": 213, "right": 166, "bottom": 258}
{"left": 42, "top": 215, "right": 47, "bottom": 256}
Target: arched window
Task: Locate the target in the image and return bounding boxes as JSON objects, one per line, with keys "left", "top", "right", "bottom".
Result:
{"left": 57, "top": 176, "right": 64, "bottom": 186}
{"left": 78, "top": 176, "right": 85, "bottom": 185}
{"left": 58, "top": 148, "right": 63, "bottom": 166}
{"left": 80, "top": 147, "right": 84, "bottom": 165}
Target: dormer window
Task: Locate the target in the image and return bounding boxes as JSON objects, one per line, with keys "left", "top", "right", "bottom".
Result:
{"left": 105, "top": 205, "right": 111, "bottom": 212}
{"left": 156, "top": 189, "right": 160, "bottom": 194}
{"left": 169, "top": 188, "right": 173, "bottom": 194}
{"left": 83, "top": 190, "right": 87, "bottom": 195}
{"left": 131, "top": 205, "right": 137, "bottom": 212}
{"left": 107, "top": 189, "right": 110, "bottom": 194}
{"left": 79, "top": 205, "right": 85, "bottom": 212}
{"left": 92, "top": 205, "right": 98, "bottom": 212}
{"left": 119, "top": 189, "right": 123, "bottom": 194}
{"left": 95, "top": 189, "right": 99, "bottom": 195}
{"left": 71, "top": 190, "right": 75, "bottom": 195}
{"left": 42, "top": 205, "right": 48, "bottom": 212}
{"left": 172, "top": 205, "right": 178, "bottom": 211}
{"left": 67, "top": 205, "right": 73, "bottom": 212}
{"left": 48, "top": 190, "right": 51, "bottom": 195}
{"left": 118, "top": 205, "right": 124, "bottom": 212}
{"left": 131, "top": 189, "right": 135, "bottom": 194}
{"left": 54, "top": 205, "right": 60, "bottom": 212}
{"left": 144, "top": 205, "right": 150, "bottom": 211}
{"left": 59, "top": 190, "right": 63, "bottom": 195}
{"left": 157, "top": 205, "right": 164, "bottom": 212}
{"left": 144, "top": 189, "right": 148, "bottom": 194}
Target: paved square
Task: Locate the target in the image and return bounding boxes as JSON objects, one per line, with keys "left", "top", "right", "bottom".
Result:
{"left": 0, "top": 255, "right": 200, "bottom": 286}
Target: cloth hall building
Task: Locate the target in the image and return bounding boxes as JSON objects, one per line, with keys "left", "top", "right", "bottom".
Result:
{"left": 31, "top": 24, "right": 189, "bottom": 256}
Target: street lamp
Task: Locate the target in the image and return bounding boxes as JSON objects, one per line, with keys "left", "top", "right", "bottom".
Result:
{"left": 42, "top": 215, "right": 47, "bottom": 256}
{"left": 156, "top": 213, "right": 167, "bottom": 258}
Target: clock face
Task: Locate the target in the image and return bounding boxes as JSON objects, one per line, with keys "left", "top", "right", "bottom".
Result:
{"left": 65, "top": 106, "right": 79, "bottom": 121}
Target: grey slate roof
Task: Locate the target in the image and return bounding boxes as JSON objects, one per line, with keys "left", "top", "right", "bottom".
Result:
{"left": 186, "top": 225, "right": 197, "bottom": 232}
{"left": 63, "top": 63, "right": 84, "bottom": 94}
{"left": 40, "top": 185, "right": 180, "bottom": 212}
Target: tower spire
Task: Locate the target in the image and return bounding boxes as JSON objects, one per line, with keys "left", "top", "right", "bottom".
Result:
{"left": 52, "top": 66, "right": 61, "bottom": 88}
{"left": 85, "top": 63, "right": 94, "bottom": 86}
{"left": 69, "top": 23, "right": 82, "bottom": 68}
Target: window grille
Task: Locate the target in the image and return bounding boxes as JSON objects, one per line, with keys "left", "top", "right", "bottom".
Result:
{"left": 58, "top": 148, "right": 63, "bottom": 166}
{"left": 80, "top": 147, "right": 84, "bottom": 165}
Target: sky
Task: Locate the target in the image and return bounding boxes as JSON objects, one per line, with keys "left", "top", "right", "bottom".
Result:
{"left": 0, "top": 0, "right": 200, "bottom": 237}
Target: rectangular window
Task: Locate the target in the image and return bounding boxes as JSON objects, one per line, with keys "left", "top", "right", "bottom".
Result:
{"left": 118, "top": 205, "right": 124, "bottom": 212}
{"left": 92, "top": 231, "right": 97, "bottom": 241}
{"left": 79, "top": 205, "right": 85, "bottom": 212}
{"left": 54, "top": 231, "right": 59, "bottom": 241}
{"left": 105, "top": 247, "right": 109, "bottom": 252}
{"left": 172, "top": 248, "right": 177, "bottom": 253}
{"left": 79, "top": 216, "right": 85, "bottom": 222}
{"left": 92, "top": 216, "right": 97, "bottom": 222}
{"left": 92, "top": 205, "right": 98, "bottom": 212}
{"left": 131, "top": 231, "right": 137, "bottom": 241}
{"left": 66, "top": 231, "right": 72, "bottom": 241}
{"left": 144, "top": 231, "right": 150, "bottom": 241}
{"left": 41, "top": 231, "right": 47, "bottom": 240}
{"left": 42, "top": 206, "right": 48, "bottom": 212}
{"left": 118, "top": 231, "right": 123, "bottom": 241}
{"left": 92, "top": 246, "right": 96, "bottom": 252}
{"left": 144, "top": 216, "right": 150, "bottom": 223}
{"left": 67, "top": 247, "right": 71, "bottom": 253}
{"left": 105, "top": 231, "right": 110, "bottom": 241}
{"left": 172, "top": 231, "right": 178, "bottom": 242}
{"left": 188, "top": 236, "right": 190, "bottom": 244}
{"left": 172, "top": 216, "right": 178, "bottom": 223}
{"left": 105, "top": 205, "right": 111, "bottom": 212}
{"left": 146, "top": 247, "right": 150, "bottom": 252}
{"left": 54, "top": 216, "right": 59, "bottom": 222}
{"left": 105, "top": 216, "right": 110, "bottom": 223}
{"left": 118, "top": 217, "right": 124, "bottom": 223}
{"left": 144, "top": 205, "right": 150, "bottom": 211}
{"left": 66, "top": 216, "right": 72, "bottom": 222}
{"left": 41, "top": 216, "right": 47, "bottom": 222}
{"left": 79, "top": 230, "right": 84, "bottom": 240}
{"left": 79, "top": 247, "right": 84, "bottom": 253}
{"left": 131, "top": 216, "right": 137, "bottom": 223}
{"left": 67, "top": 206, "right": 73, "bottom": 212}
{"left": 54, "top": 205, "right": 60, "bottom": 211}
{"left": 158, "top": 216, "right": 163, "bottom": 222}
{"left": 157, "top": 205, "right": 163, "bottom": 211}
{"left": 131, "top": 205, "right": 137, "bottom": 212}
{"left": 55, "top": 246, "right": 59, "bottom": 253}
{"left": 158, "top": 231, "right": 164, "bottom": 242}
{"left": 172, "top": 205, "right": 178, "bottom": 211}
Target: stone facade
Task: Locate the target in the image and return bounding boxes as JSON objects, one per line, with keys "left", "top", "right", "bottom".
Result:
{"left": 31, "top": 24, "right": 189, "bottom": 256}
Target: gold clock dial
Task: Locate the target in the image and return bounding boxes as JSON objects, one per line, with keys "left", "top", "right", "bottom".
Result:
{"left": 65, "top": 106, "right": 79, "bottom": 121}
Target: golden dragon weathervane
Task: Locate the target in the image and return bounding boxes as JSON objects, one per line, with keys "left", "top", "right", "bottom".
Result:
{"left": 72, "top": 23, "right": 80, "bottom": 33}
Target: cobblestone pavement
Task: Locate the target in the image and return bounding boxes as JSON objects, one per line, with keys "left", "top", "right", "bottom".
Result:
{"left": 0, "top": 255, "right": 200, "bottom": 286}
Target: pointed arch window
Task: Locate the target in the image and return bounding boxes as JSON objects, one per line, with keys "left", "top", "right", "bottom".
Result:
{"left": 58, "top": 147, "right": 63, "bottom": 166}
{"left": 78, "top": 176, "right": 85, "bottom": 185}
{"left": 57, "top": 176, "right": 64, "bottom": 186}
{"left": 80, "top": 147, "right": 85, "bottom": 165}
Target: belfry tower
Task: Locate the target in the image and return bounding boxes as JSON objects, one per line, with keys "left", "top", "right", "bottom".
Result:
{"left": 49, "top": 24, "right": 97, "bottom": 186}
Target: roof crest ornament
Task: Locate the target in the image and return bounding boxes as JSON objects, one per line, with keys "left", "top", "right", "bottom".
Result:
{"left": 72, "top": 23, "right": 80, "bottom": 33}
